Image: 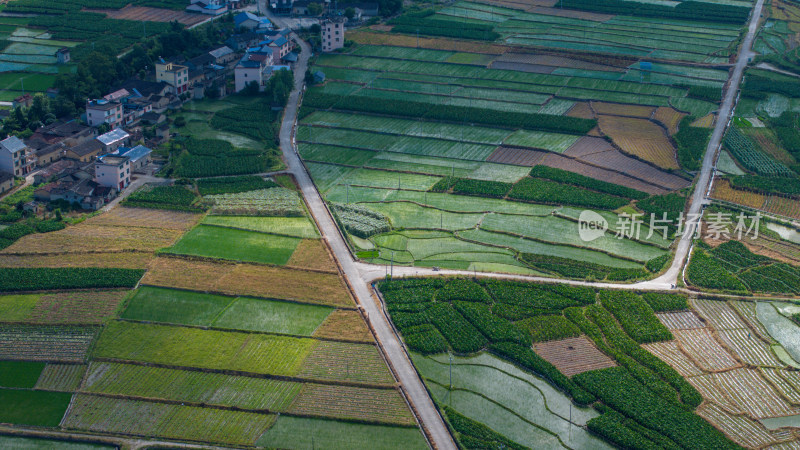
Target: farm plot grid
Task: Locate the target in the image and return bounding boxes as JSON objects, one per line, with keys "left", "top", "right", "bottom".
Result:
{"left": 433, "top": 1, "right": 742, "bottom": 63}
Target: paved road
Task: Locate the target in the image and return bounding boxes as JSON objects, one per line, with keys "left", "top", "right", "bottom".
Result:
{"left": 650, "top": 0, "right": 765, "bottom": 288}
{"left": 277, "top": 36, "right": 457, "bottom": 450}
{"left": 273, "top": 1, "right": 766, "bottom": 447}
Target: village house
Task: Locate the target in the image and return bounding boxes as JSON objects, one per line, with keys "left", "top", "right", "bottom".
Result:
{"left": 156, "top": 59, "right": 190, "bottom": 95}
{"left": 116, "top": 145, "right": 153, "bottom": 172}
{"left": 12, "top": 94, "right": 33, "bottom": 109}
{"left": 55, "top": 48, "right": 70, "bottom": 64}
{"left": 186, "top": 0, "right": 229, "bottom": 15}
{"left": 65, "top": 139, "right": 103, "bottom": 162}
{"left": 94, "top": 154, "right": 131, "bottom": 190}
{"left": 209, "top": 46, "right": 236, "bottom": 65}
{"left": 271, "top": 0, "right": 294, "bottom": 15}
{"left": 96, "top": 129, "right": 131, "bottom": 153}
{"left": 234, "top": 49, "right": 277, "bottom": 92}
{"left": 0, "top": 136, "right": 35, "bottom": 177}
{"left": 86, "top": 99, "right": 124, "bottom": 128}
{"left": 33, "top": 159, "right": 83, "bottom": 184}
{"left": 321, "top": 19, "right": 345, "bottom": 52}
{"left": 234, "top": 11, "right": 271, "bottom": 30}
{"left": 28, "top": 120, "right": 95, "bottom": 149}
{"left": 34, "top": 143, "right": 66, "bottom": 166}
{"left": 0, "top": 172, "right": 13, "bottom": 194}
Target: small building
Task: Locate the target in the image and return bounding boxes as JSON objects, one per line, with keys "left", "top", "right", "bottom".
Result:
{"left": 235, "top": 11, "right": 261, "bottom": 29}
{"left": 186, "top": 0, "right": 229, "bottom": 15}
{"left": 321, "top": 19, "right": 345, "bottom": 52}
{"left": 56, "top": 48, "right": 71, "bottom": 64}
{"left": 35, "top": 143, "right": 66, "bottom": 166}
{"left": 33, "top": 159, "right": 81, "bottom": 184}
{"left": 118, "top": 145, "right": 152, "bottom": 172}
{"left": 23, "top": 201, "right": 45, "bottom": 215}
{"left": 313, "top": 70, "right": 326, "bottom": 84}
{"left": 209, "top": 46, "right": 236, "bottom": 65}
{"left": 0, "top": 172, "right": 13, "bottom": 194}
{"left": 12, "top": 94, "right": 33, "bottom": 109}
{"left": 271, "top": 0, "right": 294, "bottom": 15}
{"left": 234, "top": 53, "right": 275, "bottom": 93}
{"left": 269, "top": 36, "right": 291, "bottom": 59}
{"left": 0, "top": 136, "right": 34, "bottom": 176}
{"left": 65, "top": 139, "right": 103, "bottom": 163}
{"left": 86, "top": 99, "right": 124, "bottom": 128}
{"left": 94, "top": 155, "right": 131, "bottom": 190}
{"left": 156, "top": 123, "right": 170, "bottom": 142}
{"left": 155, "top": 59, "right": 190, "bottom": 95}
{"left": 96, "top": 128, "right": 130, "bottom": 153}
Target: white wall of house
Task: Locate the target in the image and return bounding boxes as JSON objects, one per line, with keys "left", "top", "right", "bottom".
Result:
{"left": 94, "top": 159, "right": 131, "bottom": 190}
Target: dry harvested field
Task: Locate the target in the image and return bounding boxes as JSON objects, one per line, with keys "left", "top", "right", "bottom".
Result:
{"left": 286, "top": 239, "right": 337, "bottom": 273}
{"left": 142, "top": 257, "right": 353, "bottom": 307}
{"left": 565, "top": 137, "right": 691, "bottom": 190}
{"left": 656, "top": 311, "right": 706, "bottom": 330}
{"left": 287, "top": 384, "right": 415, "bottom": 425}
{"left": 0, "top": 325, "right": 97, "bottom": 363}
{"left": 348, "top": 30, "right": 508, "bottom": 54}
{"left": 297, "top": 340, "right": 396, "bottom": 385}
{"left": 35, "top": 363, "right": 86, "bottom": 391}
{"left": 591, "top": 102, "right": 656, "bottom": 118}
{"left": 674, "top": 328, "right": 741, "bottom": 372}
{"left": 0, "top": 252, "right": 151, "bottom": 269}
{"left": 487, "top": 147, "right": 668, "bottom": 194}
{"left": 26, "top": 290, "right": 128, "bottom": 325}
{"left": 743, "top": 235, "right": 800, "bottom": 265}
{"left": 642, "top": 341, "right": 704, "bottom": 376}
{"left": 763, "top": 195, "right": 800, "bottom": 220}
{"left": 532, "top": 336, "right": 616, "bottom": 377}
{"left": 88, "top": 6, "right": 206, "bottom": 26}
{"left": 697, "top": 403, "right": 782, "bottom": 449}
{"left": 598, "top": 115, "right": 679, "bottom": 169}
{"left": 713, "top": 368, "right": 800, "bottom": 418}
{"left": 692, "top": 299, "right": 750, "bottom": 330}
{"left": 712, "top": 178, "right": 769, "bottom": 209}
{"left": 0, "top": 225, "right": 182, "bottom": 254}
{"left": 565, "top": 102, "right": 595, "bottom": 119}
{"left": 313, "top": 310, "right": 374, "bottom": 343}
{"left": 653, "top": 107, "right": 686, "bottom": 135}
{"left": 86, "top": 207, "right": 201, "bottom": 231}
{"left": 692, "top": 113, "right": 716, "bottom": 128}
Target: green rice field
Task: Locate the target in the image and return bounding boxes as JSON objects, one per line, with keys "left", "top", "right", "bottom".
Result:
{"left": 122, "top": 287, "right": 334, "bottom": 335}
{"left": 256, "top": 416, "right": 428, "bottom": 450}
{"left": 201, "top": 215, "right": 319, "bottom": 238}
{"left": 167, "top": 225, "right": 302, "bottom": 265}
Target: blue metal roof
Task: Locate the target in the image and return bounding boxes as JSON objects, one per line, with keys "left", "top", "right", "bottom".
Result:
{"left": 118, "top": 145, "right": 151, "bottom": 162}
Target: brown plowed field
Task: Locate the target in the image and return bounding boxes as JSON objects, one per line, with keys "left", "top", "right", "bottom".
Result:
{"left": 598, "top": 115, "right": 679, "bottom": 169}
{"left": 349, "top": 31, "right": 508, "bottom": 54}
{"left": 711, "top": 179, "right": 800, "bottom": 220}
{"left": 487, "top": 147, "right": 668, "bottom": 194}
{"left": 578, "top": 147, "right": 691, "bottom": 190}
{"left": 673, "top": 328, "right": 741, "bottom": 372}
{"left": 691, "top": 113, "right": 716, "bottom": 128}
{"left": 87, "top": 6, "right": 207, "bottom": 26}
{"left": 493, "top": 53, "right": 619, "bottom": 72}
{"left": 533, "top": 336, "right": 616, "bottom": 377}
{"left": 565, "top": 102, "right": 595, "bottom": 119}
{"left": 653, "top": 107, "right": 686, "bottom": 135}
{"left": 591, "top": 101, "right": 656, "bottom": 118}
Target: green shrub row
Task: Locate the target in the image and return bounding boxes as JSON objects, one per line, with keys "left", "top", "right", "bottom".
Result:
{"left": 520, "top": 253, "right": 648, "bottom": 281}
{"left": 636, "top": 193, "right": 686, "bottom": 234}
{"left": 598, "top": 291, "right": 672, "bottom": 344}
{"left": 124, "top": 185, "right": 201, "bottom": 212}
{"left": 560, "top": 0, "right": 749, "bottom": 24}
{"left": 480, "top": 279, "right": 594, "bottom": 308}
{"left": 529, "top": 166, "right": 648, "bottom": 200}
{"left": 197, "top": 176, "right": 277, "bottom": 196}
{"left": 426, "top": 303, "right": 488, "bottom": 353}
{"left": 509, "top": 178, "right": 629, "bottom": 210}
{"left": 587, "top": 412, "right": 670, "bottom": 450}
{"left": 674, "top": 117, "right": 711, "bottom": 171}
{"left": 436, "top": 279, "right": 491, "bottom": 303}
{"left": 302, "top": 91, "right": 597, "bottom": 134}
{"left": 687, "top": 250, "right": 748, "bottom": 292}
{"left": 516, "top": 315, "right": 581, "bottom": 343}
{"left": 210, "top": 101, "right": 279, "bottom": 143}
{"left": 710, "top": 240, "right": 770, "bottom": 271}
{"left": 574, "top": 367, "right": 738, "bottom": 449}
{"left": 641, "top": 293, "right": 687, "bottom": 312}
{"left": 454, "top": 301, "right": 531, "bottom": 345}
{"left": 645, "top": 254, "right": 670, "bottom": 273}
{"left": 0, "top": 268, "right": 145, "bottom": 291}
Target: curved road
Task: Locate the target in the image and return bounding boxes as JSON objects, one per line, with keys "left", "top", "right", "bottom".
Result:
{"left": 276, "top": 2, "right": 765, "bottom": 447}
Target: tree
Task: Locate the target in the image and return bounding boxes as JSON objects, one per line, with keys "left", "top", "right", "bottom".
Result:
{"left": 244, "top": 80, "right": 260, "bottom": 96}
{"left": 345, "top": 7, "right": 356, "bottom": 19}
{"left": 305, "top": 69, "right": 315, "bottom": 85}
{"left": 307, "top": 2, "right": 323, "bottom": 16}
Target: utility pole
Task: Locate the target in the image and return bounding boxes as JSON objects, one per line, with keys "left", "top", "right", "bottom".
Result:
{"left": 449, "top": 352, "right": 453, "bottom": 389}
{"left": 390, "top": 251, "right": 394, "bottom": 278}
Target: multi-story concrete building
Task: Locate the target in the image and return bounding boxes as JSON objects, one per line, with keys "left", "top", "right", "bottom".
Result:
{"left": 321, "top": 19, "right": 344, "bottom": 52}
{"left": 0, "top": 136, "right": 34, "bottom": 176}
{"left": 86, "top": 99, "right": 124, "bottom": 128}
{"left": 156, "top": 60, "right": 190, "bottom": 95}
{"left": 94, "top": 155, "right": 131, "bottom": 190}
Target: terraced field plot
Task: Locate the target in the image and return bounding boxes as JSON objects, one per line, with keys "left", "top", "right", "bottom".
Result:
{"left": 167, "top": 225, "right": 302, "bottom": 265}
{"left": 533, "top": 336, "right": 617, "bottom": 376}
{"left": 122, "top": 287, "right": 334, "bottom": 335}
{"left": 0, "top": 291, "right": 127, "bottom": 324}
{"left": 0, "top": 325, "right": 97, "bottom": 363}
